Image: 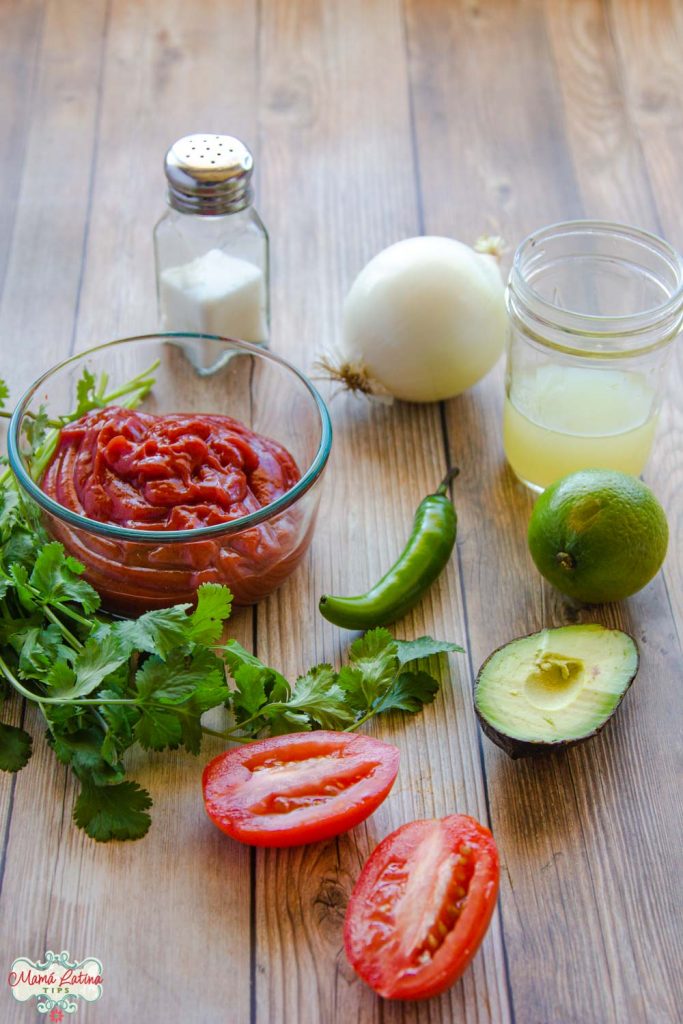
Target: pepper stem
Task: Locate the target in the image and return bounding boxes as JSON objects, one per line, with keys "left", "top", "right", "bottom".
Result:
{"left": 436, "top": 466, "right": 460, "bottom": 496}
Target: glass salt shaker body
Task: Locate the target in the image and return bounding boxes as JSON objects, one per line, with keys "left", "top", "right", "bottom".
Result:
{"left": 154, "top": 134, "right": 269, "bottom": 349}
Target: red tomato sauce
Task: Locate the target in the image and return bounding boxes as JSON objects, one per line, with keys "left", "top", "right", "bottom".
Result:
{"left": 40, "top": 406, "right": 309, "bottom": 614}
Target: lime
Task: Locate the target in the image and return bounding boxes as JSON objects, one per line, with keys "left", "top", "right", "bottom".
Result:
{"left": 528, "top": 469, "right": 669, "bottom": 603}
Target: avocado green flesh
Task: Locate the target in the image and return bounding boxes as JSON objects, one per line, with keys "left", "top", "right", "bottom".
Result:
{"left": 475, "top": 624, "right": 638, "bottom": 744}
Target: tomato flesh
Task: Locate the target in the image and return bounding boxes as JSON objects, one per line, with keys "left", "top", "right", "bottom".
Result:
{"left": 344, "top": 815, "right": 499, "bottom": 1000}
{"left": 202, "top": 731, "right": 400, "bottom": 847}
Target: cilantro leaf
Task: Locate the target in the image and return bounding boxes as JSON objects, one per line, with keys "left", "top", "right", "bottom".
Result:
{"left": 22, "top": 407, "right": 50, "bottom": 455}
{"left": 394, "top": 636, "right": 465, "bottom": 665}
{"left": 135, "top": 650, "right": 218, "bottom": 704}
{"left": 109, "top": 605, "right": 194, "bottom": 659}
{"left": 187, "top": 584, "right": 233, "bottom": 645}
{"left": 43, "top": 700, "right": 90, "bottom": 732}
{"left": 224, "top": 640, "right": 290, "bottom": 698}
{"left": 0, "top": 722, "right": 33, "bottom": 772}
{"left": 50, "top": 726, "right": 126, "bottom": 785}
{"left": 374, "top": 670, "right": 440, "bottom": 714}
{"left": 73, "top": 780, "right": 152, "bottom": 842}
{"left": 29, "top": 542, "right": 100, "bottom": 613}
{"left": 107, "top": 585, "right": 232, "bottom": 659}
{"left": 232, "top": 663, "right": 269, "bottom": 722}
{"left": 182, "top": 660, "right": 229, "bottom": 714}
{"left": 52, "top": 631, "right": 130, "bottom": 700}
{"left": 100, "top": 729, "right": 120, "bottom": 767}
{"left": 74, "top": 367, "right": 99, "bottom": 416}
{"left": 133, "top": 709, "right": 182, "bottom": 751}
{"left": 14, "top": 624, "right": 72, "bottom": 681}
{"left": 134, "top": 649, "right": 228, "bottom": 751}
{"left": 285, "top": 665, "right": 356, "bottom": 729}
{"left": 336, "top": 665, "right": 370, "bottom": 713}
{"left": 98, "top": 688, "right": 138, "bottom": 757}
{"left": 347, "top": 628, "right": 399, "bottom": 705}
{"left": 230, "top": 662, "right": 300, "bottom": 737}
{"left": 3, "top": 527, "right": 41, "bottom": 569}
{"left": 0, "top": 378, "right": 8, "bottom": 409}
{"left": 177, "top": 716, "right": 203, "bottom": 756}
{"left": 8, "top": 563, "right": 35, "bottom": 610}
{"left": 0, "top": 485, "right": 22, "bottom": 538}
{"left": 267, "top": 709, "right": 312, "bottom": 735}
{"left": 45, "top": 661, "right": 77, "bottom": 692}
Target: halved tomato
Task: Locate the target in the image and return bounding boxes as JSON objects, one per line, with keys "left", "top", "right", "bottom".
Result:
{"left": 344, "top": 814, "right": 499, "bottom": 1000}
{"left": 202, "top": 731, "right": 400, "bottom": 847}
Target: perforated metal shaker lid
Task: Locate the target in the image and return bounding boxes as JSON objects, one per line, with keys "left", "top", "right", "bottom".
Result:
{"left": 164, "top": 134, "right": 254, "bottom": 215}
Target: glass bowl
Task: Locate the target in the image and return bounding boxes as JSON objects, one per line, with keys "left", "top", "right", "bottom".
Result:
{"left": 8, "top": 333, "right": 332, "bottom": 615}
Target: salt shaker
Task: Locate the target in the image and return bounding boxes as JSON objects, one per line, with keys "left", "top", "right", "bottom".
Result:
{"left": 154, "top": 134, "right": 269, "bottom": 346}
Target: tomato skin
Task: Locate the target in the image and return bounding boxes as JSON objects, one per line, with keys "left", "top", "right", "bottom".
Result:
{"left": 344, "top": 815, "right": 499, "bottom": 1000}
{"left": 202, "top": 731, "right": 400, "bottom": 848}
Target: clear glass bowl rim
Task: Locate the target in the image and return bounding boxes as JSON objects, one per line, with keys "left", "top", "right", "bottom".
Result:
{"left": 8, "top": 332, "right": 333, "bottom": 544}
{"left": 508, "top": 219, "right": 683, "bottom": 338}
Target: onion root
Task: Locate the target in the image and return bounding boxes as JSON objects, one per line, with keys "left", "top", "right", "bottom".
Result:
{"left": 313, "top": 354, "right": 393, "bottom": 402}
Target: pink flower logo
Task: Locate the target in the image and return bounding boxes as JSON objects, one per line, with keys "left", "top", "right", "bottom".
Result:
{"left": 49, "top": 1009, "right": 64, "bottom": 1023}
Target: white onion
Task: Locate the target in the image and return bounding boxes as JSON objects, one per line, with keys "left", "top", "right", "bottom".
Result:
{"left": 322, "top": 236, "right": 507, "bottom": 403}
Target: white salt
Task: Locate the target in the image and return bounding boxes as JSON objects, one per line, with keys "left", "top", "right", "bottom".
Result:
{"left": 160, "top": 248, "right": 268, "bottom": 343}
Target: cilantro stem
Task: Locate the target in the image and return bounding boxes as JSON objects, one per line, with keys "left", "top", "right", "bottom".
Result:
{"left": 344, "top": 707, "right": 378, "bottom": 732}
{"left": 200, "top": 725, "right": 251, "bottom": 743}
{"left": 0, "top": 658, "right": 233, "bottom": 738}
{"left": 0, "top": 409, "right": 61, "bottom": 428}
{"left": 200, "top": 718, "right": 258, "bottom": 738}
{"left": 52, "top": 601, "right": 96, "bottom": 629}
{"left": 35, "top": 699, "right": 56, "bottom": 741}
{"left": 43, "top": 606, "right": 83, "bottom": 649}
{"left": 0, "top": 655, "right": 126, "bottom": 706}
{"left": 200, "top": 725, "right": 227, "bottom": 739}
{"left": 93, "top": 709, "right": 109, "bottom": 733}
{"left": 200, "top": 707, "right": 274, "bottom": 737}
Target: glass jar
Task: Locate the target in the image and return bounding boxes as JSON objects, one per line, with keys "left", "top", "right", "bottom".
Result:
{"left": 154, "top": 134, "right": 269, "bottom": 364}
{"left": 503, "top": 220, "right": 683, "bottom": 491}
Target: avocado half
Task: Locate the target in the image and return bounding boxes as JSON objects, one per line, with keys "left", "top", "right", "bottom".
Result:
{"left": 474, "top": 624, "right": 639, "bottom": 759}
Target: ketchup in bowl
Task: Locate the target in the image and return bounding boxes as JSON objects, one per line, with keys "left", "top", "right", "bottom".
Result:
{"left": 40, "top": 406, "right": 310, "bottom": 615}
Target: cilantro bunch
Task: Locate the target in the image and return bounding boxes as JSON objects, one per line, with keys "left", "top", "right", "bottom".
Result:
{"left": 222, "top": 632, "right": 463, "bottom": 737}
{"left": 0, "top": 371, "right": 463, "bottom": 842}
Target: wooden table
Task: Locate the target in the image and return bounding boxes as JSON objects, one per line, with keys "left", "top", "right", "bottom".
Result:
{"left": 1, "top": 1, "right": 681, "bottom": 1022}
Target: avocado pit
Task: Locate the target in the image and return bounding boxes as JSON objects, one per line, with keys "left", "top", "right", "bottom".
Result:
{"left": 524, "top": 651, "right": 585, "bottom": 711}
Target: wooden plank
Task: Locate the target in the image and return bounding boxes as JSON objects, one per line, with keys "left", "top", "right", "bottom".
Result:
{"left": 603, "top": 0, "right": 683, "bottom": 633}
{"left": 0, "top": 0, "right": 45, "bottom": 296}
{"left": 0, "top": 1, "right": 258, "bottom": 1021}
{"left": 0, "top": 0, "right": 105, "bottom": 386}
{"left": 541, "top": 11, "right": 682, "bottom": 1014}
{"left": 0, "top": 7, "right": 111, "bottom": 1010}
{"left": 407, "top": 0, "right": 682, "bottom": 1022}
{"left": 253, "top": 1, "right": 511, "bottom": 1022}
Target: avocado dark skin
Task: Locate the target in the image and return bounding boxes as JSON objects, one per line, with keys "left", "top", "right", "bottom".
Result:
{"left": 473, "top": 627, "right": 640, "bottom": 760}
{"left": 474, "top": 708, "right": 631, "bottom": 760}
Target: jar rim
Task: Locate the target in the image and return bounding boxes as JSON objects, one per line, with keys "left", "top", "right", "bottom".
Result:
{"left": 508, "top": 220, "right": 683, "bottom": 354}
{"left": 7, "top": 333, "right": 333, "bottom": 544}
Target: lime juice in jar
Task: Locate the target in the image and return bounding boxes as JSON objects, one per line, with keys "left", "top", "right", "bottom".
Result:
{"left": 504, "top": 222, "right": 683, "bottom": 492}
{"left": 504, "top": 365, "right": 658, "bottom": 490}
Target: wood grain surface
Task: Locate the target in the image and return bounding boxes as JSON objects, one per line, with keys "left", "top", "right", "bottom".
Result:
{"left": 0, "top": 2, "right": 681, "bottom": 1023}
